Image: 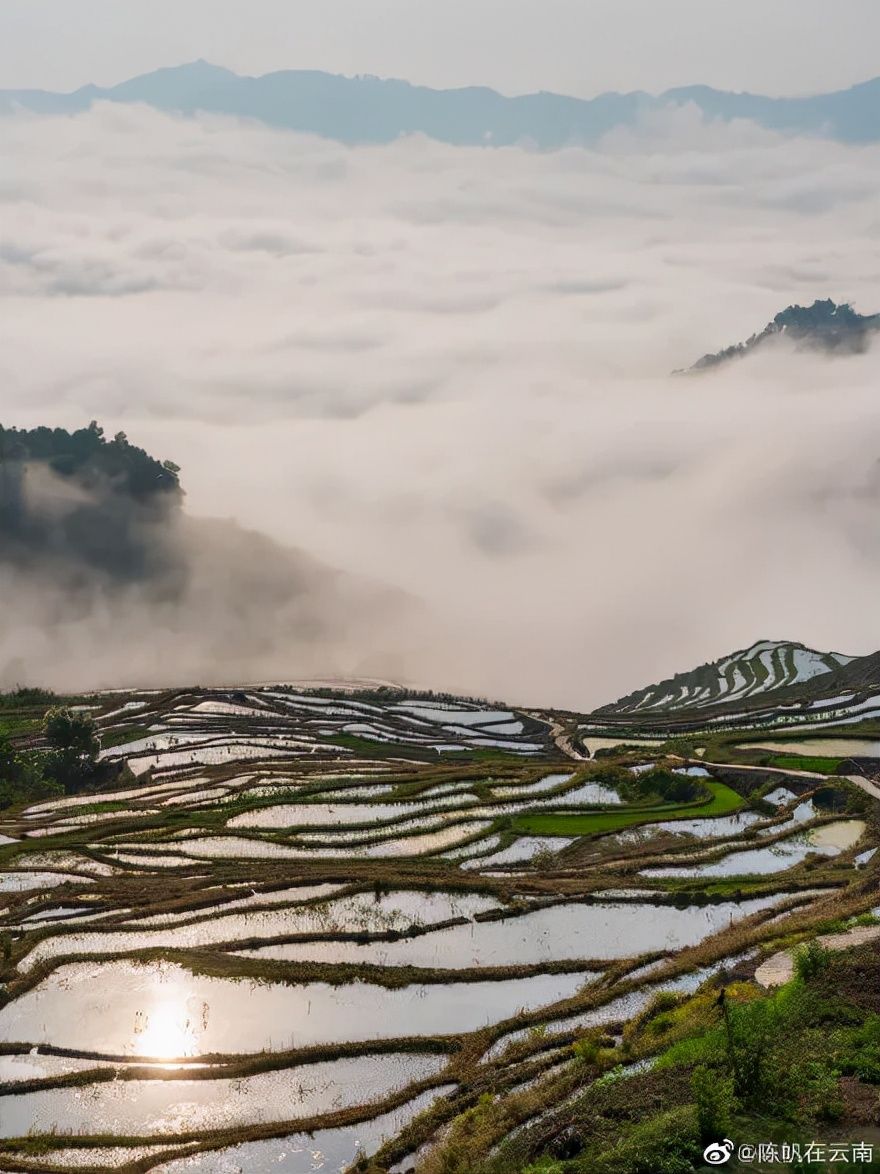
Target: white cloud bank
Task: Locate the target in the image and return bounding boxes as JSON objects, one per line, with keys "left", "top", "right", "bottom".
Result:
{"left": 2, "top": 103, "right": 880, "bottom": 708}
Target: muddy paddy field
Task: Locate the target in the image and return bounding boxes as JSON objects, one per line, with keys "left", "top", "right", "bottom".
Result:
{"left": 0, "top": 686, "right": 877, "bottom": 1173}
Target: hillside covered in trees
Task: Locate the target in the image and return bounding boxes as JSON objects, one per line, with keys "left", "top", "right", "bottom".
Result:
{"left": 0, "top": 422, "right": 183, "bottom": 586}
{"left": 684, "top": 300, "right": 880, "bottom": 373}
{"left": 0, "top": 422, "right": 181, "bottom": 502}
{"left": 0, "top": 422, "right": 410, "bottom": 693}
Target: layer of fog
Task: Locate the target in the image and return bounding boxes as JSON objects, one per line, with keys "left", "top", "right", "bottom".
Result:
{"left": 2, "top": 102, "right": 880, "bottom": 708}
{"left": 0, "top": 461, "right": 411, "bottom": 693}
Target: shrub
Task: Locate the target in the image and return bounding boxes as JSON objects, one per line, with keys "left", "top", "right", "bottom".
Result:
{"left": 691, "top": 1064, "right": 736, "bottom": 1141}
{"left": 718, "top": 988, "right": 793, "bottom": 1109}
{"left": 591, "top": 1106, "right": 702, "bottom": 1174}
{"left": 797, "top": 1060, "right": 843, "bottom": 1122}
{"left": 617, "top": 767, "right": 702, "bottom": 805}
{"left": 572, "top": 1036, "right": 601, "bottom": 1066}
{"left": 648, "top": 1012, "right": 675, "bottom": 1036}
{"left": 661, "top": 737, "right": 698, "bottom": 757}
{"left": 794, "top": 940, "right": 831, "bottom": 981}
{"left": 838, "top": 1015, "right": 880, "bottom": 1084}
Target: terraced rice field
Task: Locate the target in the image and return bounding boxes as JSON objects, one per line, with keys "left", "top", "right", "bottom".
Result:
{"left": 603, "top": 640, "right": 855, "bottom": 715}
{"left": 0, "top": 686, "right": 876, "bottom": 1173}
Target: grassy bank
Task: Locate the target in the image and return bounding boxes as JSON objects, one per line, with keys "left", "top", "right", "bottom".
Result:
{"left": 514, "top": 781, "right": 744, "bottom": 838}
{"left": 420, "top": 936, "right": 880, "bottom": 1174}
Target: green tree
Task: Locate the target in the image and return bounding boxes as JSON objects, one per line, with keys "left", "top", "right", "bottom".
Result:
{"left": 0, "top": 733, "right": 60, "bottom": 809}
{"left": 44, "top": 707, "right": 100, "bottom": 758}
{"left": 43, "top": 707, "right": 100, "bottom": 793}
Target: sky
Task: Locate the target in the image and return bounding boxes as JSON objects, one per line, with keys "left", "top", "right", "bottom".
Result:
{"left": 3, "top": 101, "right": 880, "bottom": 706}
{"left": 2, "top": 0, "right": 880, "bottom": 98}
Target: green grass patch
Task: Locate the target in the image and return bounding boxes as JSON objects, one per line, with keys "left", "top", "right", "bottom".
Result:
{"left": 513, "top": 781, "right": 744, "bottom": 837}
{"left": 768, "top": 754, "right": 843, "bottom": 774}
{"left": 0, "top": 715, "right": 42, "bottom": 739}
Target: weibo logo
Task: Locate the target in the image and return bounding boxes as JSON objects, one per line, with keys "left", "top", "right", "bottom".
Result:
{"left": 703, "top": 1139, "right": 735, "bottom": 1166}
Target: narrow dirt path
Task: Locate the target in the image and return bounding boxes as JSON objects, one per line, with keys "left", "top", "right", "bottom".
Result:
{"left": 528, "top": 714, "right": 588, "bottom": 761}
{"left": 552, "top": 723, "right": 588, "bottom": 761}
{"left": 845, "top": 773, "right": 880, "bottom": 802}
{"left": 755, "top": 924, "right": 880, "bottom": 987}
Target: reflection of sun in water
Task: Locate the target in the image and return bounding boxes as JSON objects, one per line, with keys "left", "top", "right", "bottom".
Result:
{"left": 133, "top": 986, "right": 207, "bottom": 1059}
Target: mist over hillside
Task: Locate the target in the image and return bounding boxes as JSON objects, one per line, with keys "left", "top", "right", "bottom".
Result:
{"left": 0, "top": 424, "right": 416, "bottom": 691}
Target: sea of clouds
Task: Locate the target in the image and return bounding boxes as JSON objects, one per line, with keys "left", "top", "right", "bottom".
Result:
{"left": 2, "top": 101, "right": 880, "bottom": 706}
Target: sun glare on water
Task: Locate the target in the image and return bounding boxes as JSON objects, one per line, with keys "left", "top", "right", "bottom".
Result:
{"left": 134, "top": 991, "right": 205, "bottom": 1059}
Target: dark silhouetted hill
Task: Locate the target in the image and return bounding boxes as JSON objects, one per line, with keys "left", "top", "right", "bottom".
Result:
{"left": 684, "top": 300, "right": 880, "bottom": 373}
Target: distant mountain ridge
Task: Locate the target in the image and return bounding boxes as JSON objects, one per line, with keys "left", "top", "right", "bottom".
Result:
{"left": 5, "top": 61, "right": 880, "bottom": 147}
{"left": 684, "top": 300, "right": 880, "bottom": 373}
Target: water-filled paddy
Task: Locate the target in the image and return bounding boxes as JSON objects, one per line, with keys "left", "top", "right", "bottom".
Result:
{"left": 764, "top": 787, "right": 799, "bottom": 806}
{"left": 294, "top": 810, "right": 475, "bottom": 844}
{"left": 392, "top": 705, "right": 516, "bottom": 726}
{"left": 0, "top": 1053, "right": 120, "bottom": 1083}
{"left": 809, "top": 820, "right": 867, "bottom": 850}
{"left": 2, "top": 682, "right": 869, "bottom": 1171}
{"left": 20, "top": 890, "right": 502, "bottom": 971}
{"left": 238, "top": 895, "right": 782, "bottom": 969}
{"left": 651, "top": 812, "right": 763, "bottom": 839}
{"left": 0, "top": 962, "right": 589, "bottom": 1055}
{"left": 153, "top": 1086, "right": 456, "bottom": 1174}
{"left": 314, "top": 782, "right": 398, "bottom": 798}
{"left": 581, "top": 736, "right": 665, "bottom": 756}
{"left": 129, "top": 883, "right": 346, "bottom": 925}
{"left": 17, "top": 852, "right": 118, "bottom": 876}
{"left": 541, "top": 781, "right": 622, "bottom": 806}
{"left": 106, "top": 851, "right": 203, "bottom": 869}
{"left": 743, "top": 738, "right": 880, "bottom": 757}
{"left": 147, "top": 821, "right": 494, "bottom": 859}
{"left": 0, "top": 1053, "right": 445, "bottom": 1138}
{"left": 461, "top": 837, "right": 575, "bottom": 869}
{"left": 228, "top": 794, "right": 480, "bottom": 830}
{"left": 22, "top": 778, "right": 200, "bottom": 816}
{"left": 0, "top": 1144, "right": 184, "bottom": 1170}
{"left": 490, "top": 773, "right": 573, "bottom": 798}
{"left": 160, "top": 787, "right": 231, "bottom": 806}
{"left": 641, "top": 821, "right": 865, "bottom": 879}
{"left": 18, "top": 904, "right": 89, "bottom": 923}
{"left": 0, "top": 871, "right": 94, "bottom": 892}
{"left": 444, "top": 833, "right": 503, "bottom": 859}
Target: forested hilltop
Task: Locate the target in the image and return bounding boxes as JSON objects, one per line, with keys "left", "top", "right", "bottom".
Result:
{"left": 0, "top": 421, "right": 181, "bottom": 505}
{"left": 0, "top": 422, "right": 184, "bottom": 588}
{"left": 0, "top": 422, "right": 411, "bottom": 691}
{"left": 684, "top": 300, "right": 880, "bottom": 372}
